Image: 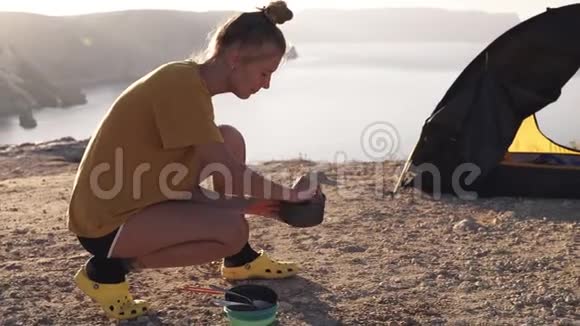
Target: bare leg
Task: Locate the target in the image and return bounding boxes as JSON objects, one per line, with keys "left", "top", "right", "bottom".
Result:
{"left": 110, "top": 200, "right": 248, "bottom": 268}
{"left": 110, "top": 125, "right": 281, "bottom": 271}
{"left": 212, "top": 125, "right": 246, "bottom": 201}
{"left": 207, "top": 125, "right": 299, "bottom": 280}
{"left": 209, "top": 125, "right": 261, "bottom": 266}
{"left": 110, "top": 125, "right": 259, "bottom": 269}
{"left": 73, "top": 200, "right": 248, "bottom": 320}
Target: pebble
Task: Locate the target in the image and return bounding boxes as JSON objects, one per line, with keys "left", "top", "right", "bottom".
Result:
{"left": 340, "top": 245, "right": 367, "bottom": 253}
{"left": 3, "top": 318, "right": 23, "bottom": 326}
{"left": 541, "top": 306, "right": 552, "bottom": 315}
{"left": 402, "top": 317, "right": 418, "bottom": 326}
{"left": 542, "top": 295, "right": 554, "bottom": 306}
{"left": 475, "top": 281, "right": 488, "bottom": 289}
{"left": 564, "top": 295, "right": 575, "bottom": 304}
{"left": 551, "top": 304, "right": 566, "bottom": 317}
{"left": 155, "top": 310, "right": 168, "bottom": 317}
{"left": 453, "top": 218, "right": 483, "bottom": 233}
{"left": 458, "top": 281, "right": 474, "bottom": 292}
{"left": 556, "top": 319, "right": 575, "bottom": 326}
{"left": 430, "top": 318, "right": 446, "bottom": 325}
{"left": 420, "top": 280, "right": 435, "bottom": 289}
{"left": 452, "top": 321, "right": 471, "bottom": 326}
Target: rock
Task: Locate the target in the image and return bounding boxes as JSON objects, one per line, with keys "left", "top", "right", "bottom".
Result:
{"left": 3, "top": 263, "right": 22, "bottom": 271}
{"left": 2, "top": 318, "right": 23, "bottom": 326}
{"left": 540, "top": 295, "right": 554, "bottom": 306}
{"left": 541, "top": 306, "right": 552, "bottom": 315}
{"left": 450, "top": 321, "right": 469, "bottom": 326}
{"left": 475, "top": 281, "right": 488, "bottom": 289}
{"left": 0, "top": 137, "right": 88, "bottom": 162}
{"left": 523, "top": 317, "right": 539, "bottom": 326}
{"left": 420, "top": 280, "right": 435, "bottom": 289}
{"left": 0, "top": 46, "right": 86, "bottom": 122}
{"left": 402, "top": 317, "right": 419, "bottom": 326}
{"left": 564, "top": 295, "right": 576, "bottom": 304}
{"left": 556, "top": 319, "right": 575, "bottom": 326}
{"left": 19, "top": 109, "right": 37, "bottom": 129}
{"left": 54, "top": 280, "right": 69, "bottom": 288}
{"left": 430, "top": 318, "right": 447, "bottom": 325}
{"left": 34, "top": 137, "right": 89, "bottom": 162}
{"left": 34, "top": 317, "right": 53, "bottom": 326}
{"left": 453, "top": 218, "right": 483, "bottom": 233}
{"left": 458, "top": 281, "right": 474, "bottom": 292}
{"left": 285, "top": 45, "right": 299, "bottom": 60}
{"left": 340, "top": 245, "right": 367, "bottom": 253}
{"left": 551, "top": 304, "right": 566, "bottom": 317}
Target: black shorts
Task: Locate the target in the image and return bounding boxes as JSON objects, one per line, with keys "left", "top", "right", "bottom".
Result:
{"left": 77, "top": 227, "right": 122, "bottom": 258}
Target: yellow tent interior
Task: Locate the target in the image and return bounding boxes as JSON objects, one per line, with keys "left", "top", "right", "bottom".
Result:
{"left": 506, "top": 115, "right": 580, "bottom": 157}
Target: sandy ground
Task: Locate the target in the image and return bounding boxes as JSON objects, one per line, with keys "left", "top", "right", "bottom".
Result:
{"left": 0, "top": 152, "right": 578, "bottom": 326}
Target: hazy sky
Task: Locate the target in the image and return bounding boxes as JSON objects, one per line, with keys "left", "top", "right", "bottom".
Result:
{"left": 0, "top": 0, "right": 578, "bottom": 19}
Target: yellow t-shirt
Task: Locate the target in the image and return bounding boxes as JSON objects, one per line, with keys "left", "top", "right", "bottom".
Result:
{"left": 68, "top": 60, "right": 224, "bottom": 238}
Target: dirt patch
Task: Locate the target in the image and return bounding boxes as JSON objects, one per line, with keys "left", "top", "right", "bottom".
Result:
{"left": 0, "top": 156, "right": 578, "bottom": 325}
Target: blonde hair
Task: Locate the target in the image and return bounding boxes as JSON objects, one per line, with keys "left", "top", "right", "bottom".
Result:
{"left": 197, "top": 1, "right": 293, "bottom": 61}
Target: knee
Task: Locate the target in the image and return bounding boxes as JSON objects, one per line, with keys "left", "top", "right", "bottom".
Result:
{"left": 218, "top": 125, "right": 244, "bottom": 142}
{"left": 218, "top": 125, "right": 246, "bottom": 161}
{"left": 222, "top": 214, "right": 249, "bottom": 255}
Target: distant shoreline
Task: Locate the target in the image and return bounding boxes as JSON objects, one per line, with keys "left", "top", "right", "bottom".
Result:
{"left": 0, "top": 7, "right": 519, "bottom": 121}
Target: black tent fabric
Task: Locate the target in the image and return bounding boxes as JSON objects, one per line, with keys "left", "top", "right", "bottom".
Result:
{"left": 401, "top": 4, "right": 580, "bottom": 198}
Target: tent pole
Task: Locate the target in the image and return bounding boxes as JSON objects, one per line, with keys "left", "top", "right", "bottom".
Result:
{"left": 392, "top": 142, "right": 418, "bottom": 195}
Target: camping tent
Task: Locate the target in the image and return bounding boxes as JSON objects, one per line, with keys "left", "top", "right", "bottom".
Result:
{"left": 396, "top": 4, "right": 580, "bottom": 199}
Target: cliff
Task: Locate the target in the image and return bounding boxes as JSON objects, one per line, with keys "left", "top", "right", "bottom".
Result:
{"left": 0, "top": 46, "right": 86, "bottom": 123}
{"left": 0, "top": 9, "right": 520, "bottom": 124}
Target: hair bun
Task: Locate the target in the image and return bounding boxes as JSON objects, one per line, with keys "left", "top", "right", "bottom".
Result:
{"left": 262, "top": 1, "right": 293, "bottom": 25}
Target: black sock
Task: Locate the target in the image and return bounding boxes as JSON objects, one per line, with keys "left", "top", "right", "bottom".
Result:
{"left": 223, "top": 243, "right": 260, "bottom": 267}
{"left": 85, "top": 256, "right": 133, "bottom": 284}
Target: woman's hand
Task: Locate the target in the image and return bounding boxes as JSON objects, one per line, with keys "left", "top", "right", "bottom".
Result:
{"left": 245, "top": 199, "right": 280, "bottom": 218}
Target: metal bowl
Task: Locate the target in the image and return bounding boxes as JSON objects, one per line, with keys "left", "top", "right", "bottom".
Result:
{"left": 279, "top": 194, "right": 326, "bottom": 228}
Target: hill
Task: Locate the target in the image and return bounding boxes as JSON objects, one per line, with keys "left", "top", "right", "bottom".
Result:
{"left": 0, "top": 9, "right": 519, "bottom": 120}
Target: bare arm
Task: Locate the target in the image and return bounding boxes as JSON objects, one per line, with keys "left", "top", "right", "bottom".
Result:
{"left": 195, "top": 141, "right": 300, "bottom": 201}
{"left": 189, "top": 185, "right": 279, "bottom": 218}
